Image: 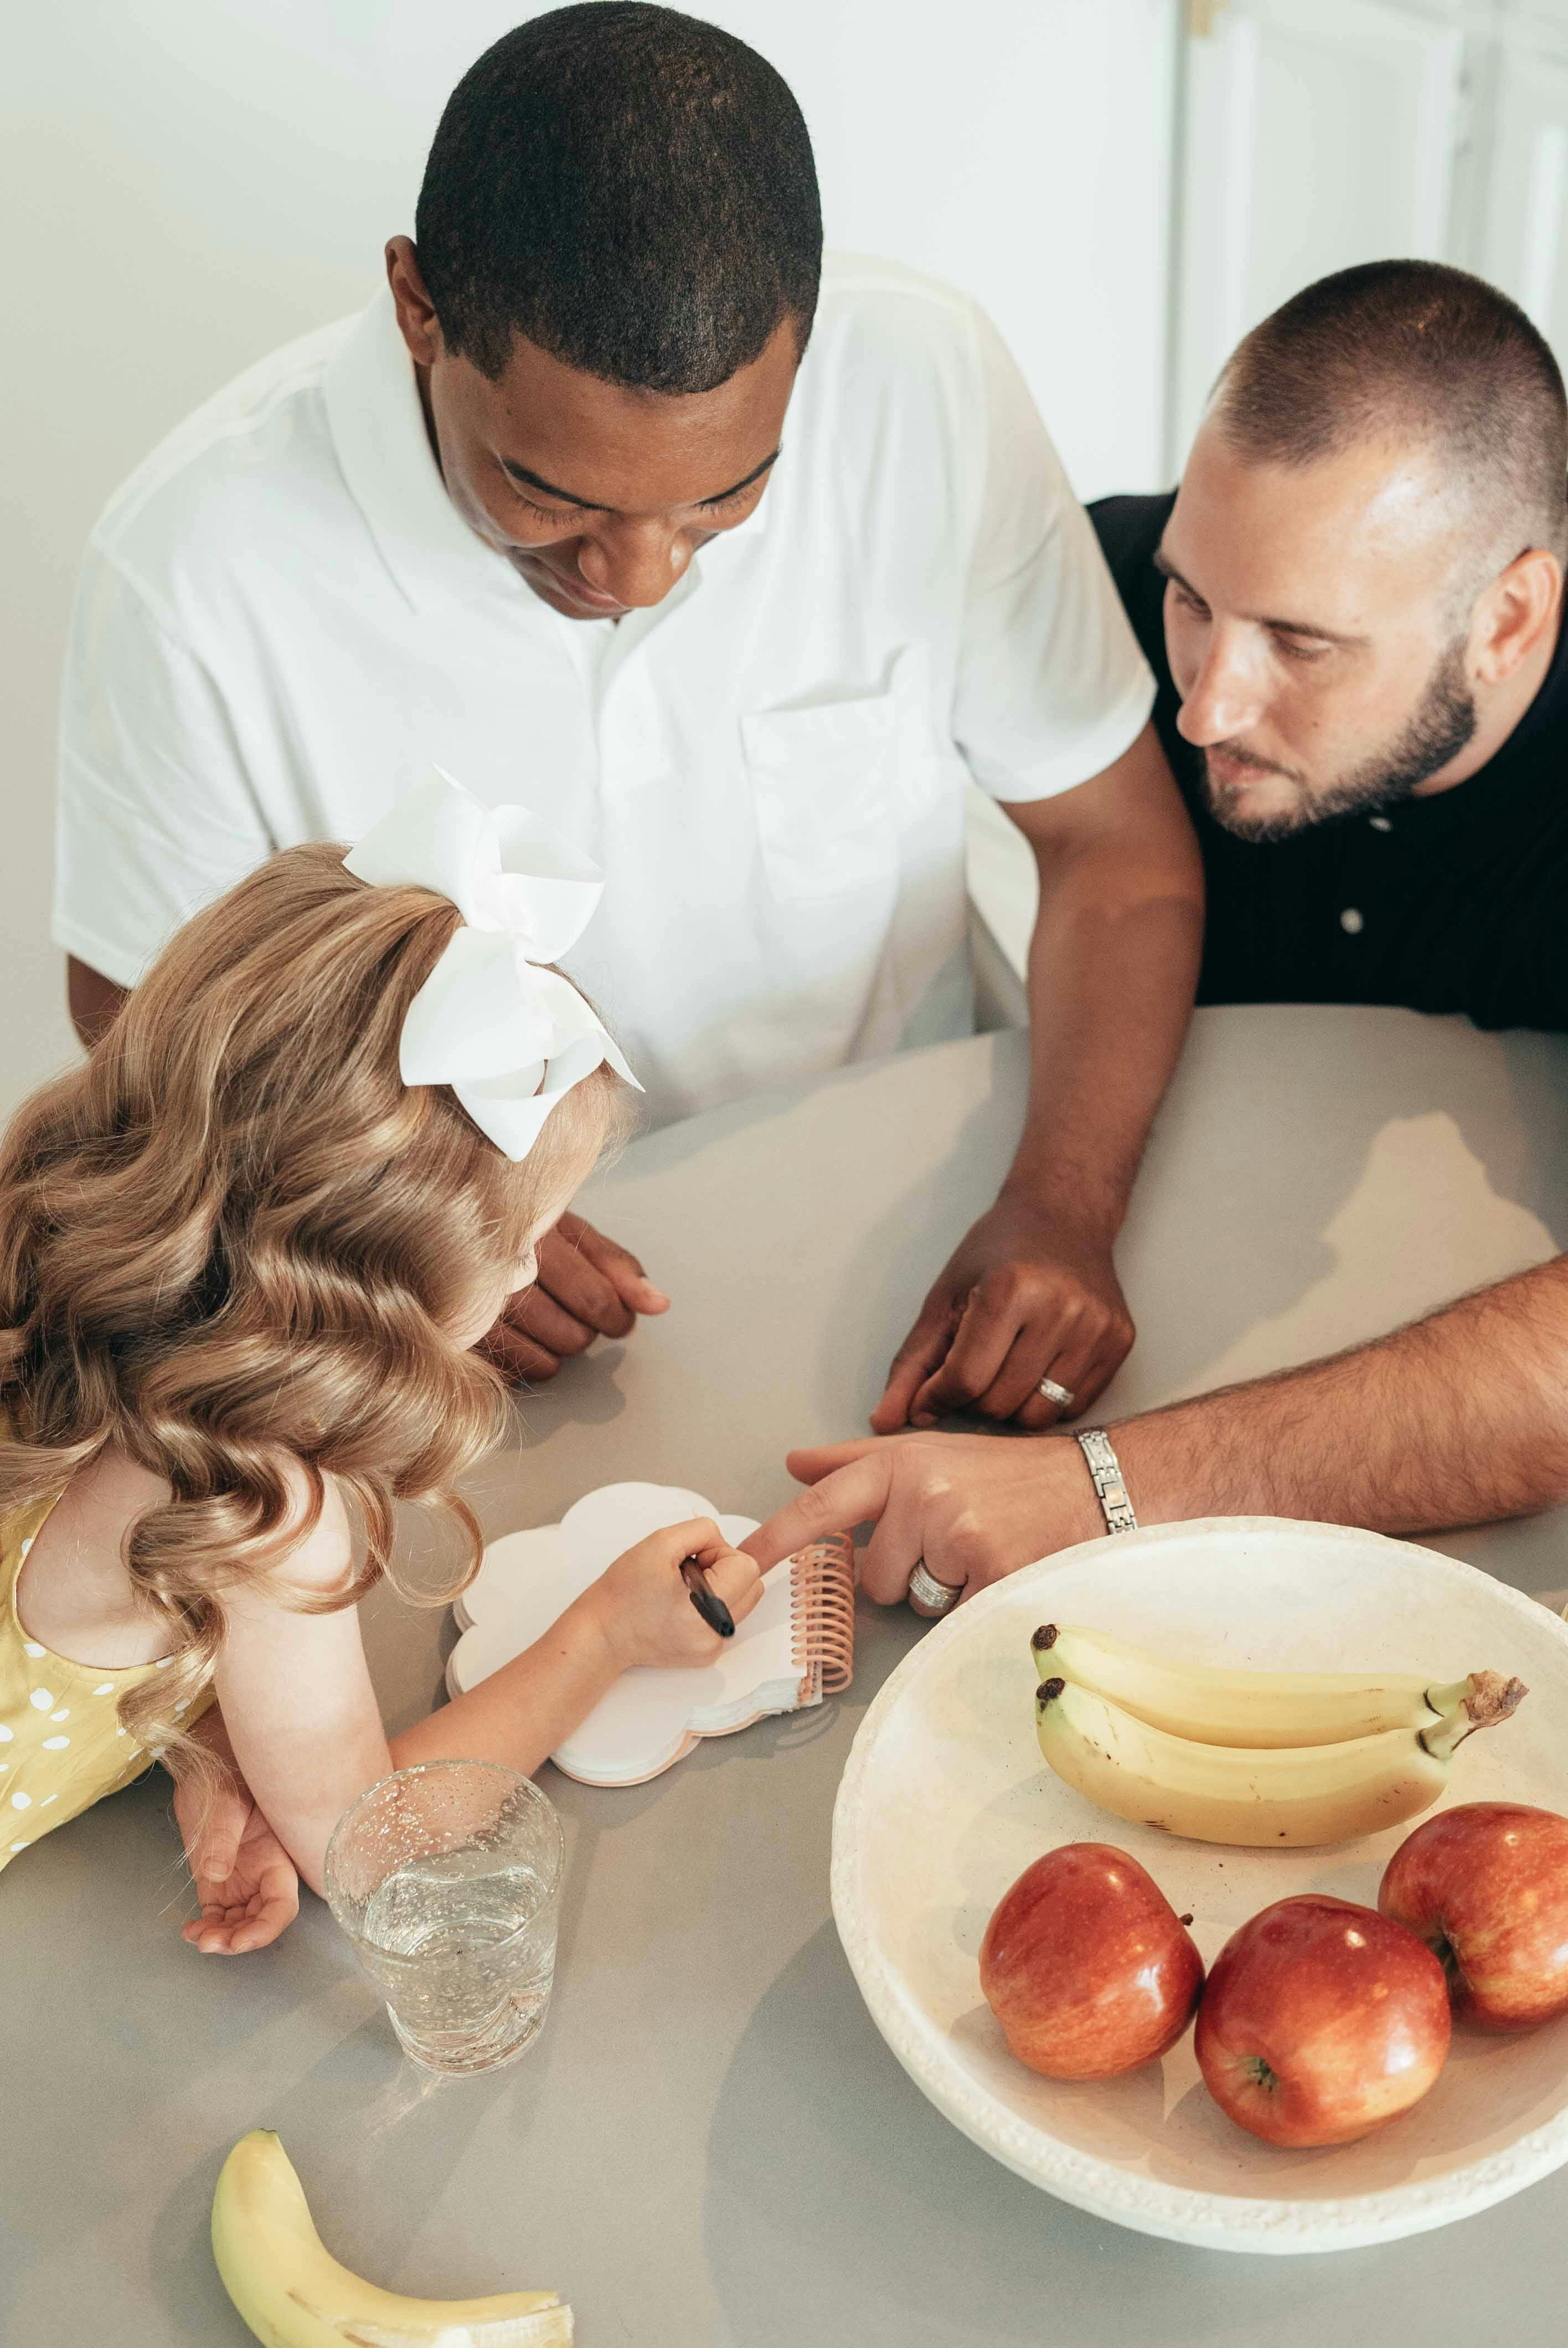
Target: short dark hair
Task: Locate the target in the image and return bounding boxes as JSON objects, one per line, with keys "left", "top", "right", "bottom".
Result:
{"left": 414, "top": 4, "right": 823, "bottom": 393}
{"left": 1211, "top": 260, "right": 1568, "bottom": 565}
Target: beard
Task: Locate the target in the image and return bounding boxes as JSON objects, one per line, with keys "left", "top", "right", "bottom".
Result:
{"left": 1203, "top": 637, "right": 1478, "bottom": 843}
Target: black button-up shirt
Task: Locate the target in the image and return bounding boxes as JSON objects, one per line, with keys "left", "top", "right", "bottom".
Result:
{"left": 1091, "top": 491, "right": 1568, "bottom": 1033}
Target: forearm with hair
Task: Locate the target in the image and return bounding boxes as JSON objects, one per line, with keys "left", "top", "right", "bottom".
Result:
{"left": 1108, "top": 1257, "right": 1568, "bottom": 1534}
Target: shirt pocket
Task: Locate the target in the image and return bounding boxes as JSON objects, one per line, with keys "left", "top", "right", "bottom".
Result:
{"left": 741, "top": 662, "right": 915, "bottom": 905}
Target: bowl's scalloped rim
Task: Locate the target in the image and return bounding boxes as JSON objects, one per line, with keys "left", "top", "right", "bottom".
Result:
{"left": 829, "top": 1515, "right": 1568, "bottom": 2253}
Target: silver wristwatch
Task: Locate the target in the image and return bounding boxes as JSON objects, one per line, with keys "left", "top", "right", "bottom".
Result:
{"left": 1075, "top": 1428, "right": 1138, "bottom": 1535}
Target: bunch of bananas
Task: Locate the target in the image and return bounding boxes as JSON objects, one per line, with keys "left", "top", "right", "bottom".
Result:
{"left": 1030, "top": 1623, "right": 1527, "bottom": 1849}
{"left": 212, "top": 2131, "right": 574, "bottom": 2346}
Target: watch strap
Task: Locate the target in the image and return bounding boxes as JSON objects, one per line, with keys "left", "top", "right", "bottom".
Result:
{"left": 1075, "top": 1427, "right": 1138, "bottom": 1536}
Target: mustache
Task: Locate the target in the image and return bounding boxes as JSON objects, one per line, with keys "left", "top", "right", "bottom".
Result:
{"left": 1204, "top": 740, "right": 1305, "bottom": 785}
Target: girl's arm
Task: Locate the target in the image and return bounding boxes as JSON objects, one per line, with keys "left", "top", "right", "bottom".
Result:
{"left": 390, "top": 1516, "right": 764, "bottom": 1772}
{"left": 213, "top": 1481, "right": 393, "bottom": 1898}
{"left": 216, "top": 1496, "right": 764, "bottom": 1896}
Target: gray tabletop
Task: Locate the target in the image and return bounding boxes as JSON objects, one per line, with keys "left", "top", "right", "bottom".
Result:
{"left": 6, "top": 1003, "right": 1568, "bottom": 2345}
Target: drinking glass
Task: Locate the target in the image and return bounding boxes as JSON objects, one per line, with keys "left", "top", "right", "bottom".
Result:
{"left": 324, "top": 1759, "right": 565, "bottom": 2076}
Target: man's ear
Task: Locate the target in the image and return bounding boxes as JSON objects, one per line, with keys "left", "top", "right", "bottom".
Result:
{"left": 1471, "top": 546, "right": 1562, "bottom": 686}
{"left": 385, "top": 235, "right": 443, "bottom": 370}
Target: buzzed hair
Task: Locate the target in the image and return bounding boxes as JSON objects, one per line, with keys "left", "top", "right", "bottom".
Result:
{"left": 415, "top": 3, "right": 822, "bottom": 394}
{"left": 1211, "top": 260, "right": 1568, "bottom": 567}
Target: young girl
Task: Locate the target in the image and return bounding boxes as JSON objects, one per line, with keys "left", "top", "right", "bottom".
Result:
{"left": 0, "top": 777, "right": 763, "bottom": 1949}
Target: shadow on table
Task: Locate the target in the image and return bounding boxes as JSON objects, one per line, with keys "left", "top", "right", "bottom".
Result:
{"left": 144, "top": 1996, "right": 567, "bottom": 2340}
{"left": 1121, "top": 1010, "right": 1568, "bottom": 1404}
{"left": 702, "top": 1920, "right": 1565, "bottom": 2348}
{"left": 842, "top": 1011, "right": 1568, "bottom": 1434}
{"left": 1478, "top": 1026, "right": 1568, "bottom": 1245}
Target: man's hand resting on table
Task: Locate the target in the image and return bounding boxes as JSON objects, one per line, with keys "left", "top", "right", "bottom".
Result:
{"left": 742, "top": 1431, "right": 1101, "bottom": 1610}
{"left": 871, "top": 1198, "right": 1134, "bottom": 1434}
{"left": 755, "top": 1253, "right": 1568, "bottom": 1616}
{"left": 171, "top": 1709, "right": 300, "bottom": 1956}
{"left": 870, "top": 727, "right": 1203, "bottom": 1435}
{"left": 483, "top": 1210, "right": 669, "bottom": 1383}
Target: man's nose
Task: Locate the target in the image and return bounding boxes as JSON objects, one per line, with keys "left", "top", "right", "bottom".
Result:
{"left": 1177, "top": 630, "right": 1268, "bottom": 747}
{"left": 577, "top": 521, "right": 690, "bottom": 610}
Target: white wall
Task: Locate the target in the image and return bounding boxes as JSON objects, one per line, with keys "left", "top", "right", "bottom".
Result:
{"left": 2, "top": 0, "right": 1177, "bottom": 1115}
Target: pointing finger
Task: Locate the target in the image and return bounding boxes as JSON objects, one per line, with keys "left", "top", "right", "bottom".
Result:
{"left": 783, "top": 1436, "right": 890, "bottom": 1485}
{"left": 741, "top": 1451, "right": 897, "bottom": 1572}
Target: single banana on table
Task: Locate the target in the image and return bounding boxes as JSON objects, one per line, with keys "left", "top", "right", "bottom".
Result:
{"left": 1032, "top": 1620, "right": 1495, "bottom": 1749}
{"left": 1034, "top": 1669, "right": 1527, "bottom": 1849}
{"left": 212, "top": 2130, "right": 572, "bottom": 2347}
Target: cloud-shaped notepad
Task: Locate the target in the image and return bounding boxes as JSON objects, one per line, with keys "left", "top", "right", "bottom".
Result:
{"left": 446, "top": 1482, "right": 854, "bottom": 1785}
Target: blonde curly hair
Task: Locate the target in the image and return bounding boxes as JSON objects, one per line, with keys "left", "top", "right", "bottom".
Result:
{"left": 0, "top": 842, "right": 631, "bottom": 1786}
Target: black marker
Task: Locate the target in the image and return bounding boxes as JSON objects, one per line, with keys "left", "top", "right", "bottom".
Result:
{"left": 680, "top": 1553, "right": 735, "bottom": 1638}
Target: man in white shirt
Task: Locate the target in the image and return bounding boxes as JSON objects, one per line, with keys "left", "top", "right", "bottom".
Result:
{"left": 56, "top": 3, "right": 1202, "bottom": 1427}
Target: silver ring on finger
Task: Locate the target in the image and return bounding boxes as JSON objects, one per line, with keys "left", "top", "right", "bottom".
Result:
{"left": 908, "top": 1559, "right": 963, "bottom": 1615}
{"left": 1036, "top": 1376, "right": 1076, "bottom": 1410}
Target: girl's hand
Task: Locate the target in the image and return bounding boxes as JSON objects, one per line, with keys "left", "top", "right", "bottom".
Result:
{"left": 172, "top": 1709, "right": 301, "bottom": 1955}
{"left": 587, "top": 1517, "right": 766, "bottom": 1671}
{"left": 180, "top": 1794, "right": 301, "bottom": 1955}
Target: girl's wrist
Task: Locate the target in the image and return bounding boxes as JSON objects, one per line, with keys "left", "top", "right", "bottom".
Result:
{"left": 565, "top": 1580, "right": 635, "bottom": 1679}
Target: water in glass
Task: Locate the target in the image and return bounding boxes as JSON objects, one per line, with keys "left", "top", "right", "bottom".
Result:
{"left": 326, "top": 1760, "right": 565, "bottom": 2076}
{"left": 360, "top": 1848, "right": 557, "bottom": 2068}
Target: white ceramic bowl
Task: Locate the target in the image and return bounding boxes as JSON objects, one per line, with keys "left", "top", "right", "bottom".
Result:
{"left": 831, "top": 1518, "right": 1568, "bottom": 2253}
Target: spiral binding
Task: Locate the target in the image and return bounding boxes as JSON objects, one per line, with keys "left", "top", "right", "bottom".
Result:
{"left": 789, "top": 1532, "right": 856, "bottom": 1701}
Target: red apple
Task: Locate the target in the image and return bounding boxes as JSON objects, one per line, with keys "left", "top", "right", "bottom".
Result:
{"left": 1379, "top": 1803, "right": 1568, "bottom": 2032}
{"left": 979, "top": 1842, "right": 1204, "bottom": 2080}
{"left": 1196, "top": 1894, "right": 1450, "bottom": 2147}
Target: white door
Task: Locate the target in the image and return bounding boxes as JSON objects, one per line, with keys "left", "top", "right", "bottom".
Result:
{"left": 1172, "top": 0, "right": 1464, "bottom": 466}
{"left": 1478, "top": 11, "right": 1568, "bottom": 372}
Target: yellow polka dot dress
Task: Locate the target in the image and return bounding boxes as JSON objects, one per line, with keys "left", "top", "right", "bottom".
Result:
{"left": 1, "top": 1486, "right": 212, "bottom": 1872}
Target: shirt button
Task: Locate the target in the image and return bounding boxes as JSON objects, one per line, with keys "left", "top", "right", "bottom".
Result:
{"left": 1340, "top": 908, "right": 1364, "bottom": 935}
{"left": 1369, "top": 815, "right": 1392, "bottom": 832}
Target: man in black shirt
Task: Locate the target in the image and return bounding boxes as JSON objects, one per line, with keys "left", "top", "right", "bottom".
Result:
{"left": 1089, "top": 284, "right": 1568, "bottom": 1034}
{"left": 746, "top": 259, "right": 1568, "bottom": 1608}
{"left": 1091, "top": 486, "right": 1568, "bottom": 1032}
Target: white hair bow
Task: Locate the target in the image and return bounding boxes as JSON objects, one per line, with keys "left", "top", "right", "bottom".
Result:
{"left": 343, "top": 770, "right": 640, "bottom": 1160}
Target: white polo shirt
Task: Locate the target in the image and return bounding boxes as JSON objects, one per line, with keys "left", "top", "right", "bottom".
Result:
{"left": 54, "top": 254, "right": 1153, "bottom": 1129}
